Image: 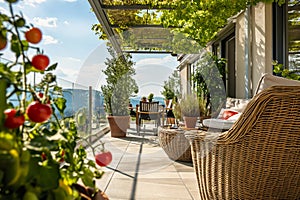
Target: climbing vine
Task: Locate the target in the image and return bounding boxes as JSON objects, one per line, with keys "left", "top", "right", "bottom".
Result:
{"left": 92, "top": 0, "right": 286, "bottom": 47}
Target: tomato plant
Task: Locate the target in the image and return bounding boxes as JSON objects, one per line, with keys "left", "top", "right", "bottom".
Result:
{"left": 25, "top": 27, "right": 42, "bottom": 44}
{"left": 95, "top": 151, "right": 112, "bottom": 167}
{"left": 0, "top": 1, "right": 106, "bottom": 199}
{"left": 31, "top": 54, "right": 50, "bottom": 71}
{"left": 4, "top": 108, "right": 25, "bottom": 129}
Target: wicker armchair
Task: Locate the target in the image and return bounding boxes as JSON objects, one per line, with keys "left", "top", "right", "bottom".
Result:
{"left": 185, "top": 85, "right": 300, "bottom": 200}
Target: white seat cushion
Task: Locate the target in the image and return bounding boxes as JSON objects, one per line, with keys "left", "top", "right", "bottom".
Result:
{"left": 203, "top": 118, "right": 235, "bottom": 130}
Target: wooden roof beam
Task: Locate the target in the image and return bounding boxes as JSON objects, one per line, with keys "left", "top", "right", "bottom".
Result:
{"left": 88, "top": 0, "right": 124, "bottom": 57}
{"left": 101, "top": 4, "right": 173, "bottom": 10}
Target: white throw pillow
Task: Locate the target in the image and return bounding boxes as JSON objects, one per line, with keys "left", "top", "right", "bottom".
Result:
{"left": 217, "top": 108, "right": 239, "bottom": 119}
{"left": 227, "top": 113, "right": 242, "bottom": 121}
{"left": 225, "top": 97, "right": 251, "bottom": 113}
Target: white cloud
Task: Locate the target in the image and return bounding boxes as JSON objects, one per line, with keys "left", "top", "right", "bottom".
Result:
{"left": 64, "top": 0, "right": 77, "bottom": 2}
{"left": 53, "top": 56, "right": 82, "bottom": 83}
{"left": 76, "top": 63, "right": 104, "bottom": 89}
{"left": 63, "top": 21, "right": 69, "bottom": 25}
{"left": 0, "top": 6, "right": 9, "bottom": 15}
{"left": 23, "top": 0, "right": 46, "bottom": 7}
{"left": 33, "top": 17, "right": 57, "bottom": 28}
{"left": 43, "top": 35, "right": 59, "bottom": 45}
{"left": 136, "top": 55, "right": 179, "bottom": 69}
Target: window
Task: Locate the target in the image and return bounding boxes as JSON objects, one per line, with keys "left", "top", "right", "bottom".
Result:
{"left": 288, "top": 0, "right": 300, "bottom": 70}
{"left": 212, "top": 29, "right": 235, "bottom": 97}
{"left": 273, "top": 0, "right": 300, "bottom": 70}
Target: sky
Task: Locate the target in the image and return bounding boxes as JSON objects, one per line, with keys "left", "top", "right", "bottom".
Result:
{"left": 0, "top": 0, "right": 179, "bottom": 97}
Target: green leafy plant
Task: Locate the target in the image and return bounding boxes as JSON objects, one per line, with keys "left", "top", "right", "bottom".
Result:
{"left": 273, "top": 60, "right": 300, "bottom": 81}
{"left": 92, "top": 0, "right": 285, "bottom": 51}
{"left": 101, "top": 46, "right": 138, "bottom": 116}
{"left": 192, "top": 52, "right": 226, "bottom": 115}
{"left": 179, "top": 93, "right": 200, "bottom": 117}
{"left": 161, "top": 70, "right": 181, "bottom": 100}
{"left": 0, "top": 1, "right": 107, "bottom": 199}
{"left": 148, "top": 93, "right": 154, "bottom": 102}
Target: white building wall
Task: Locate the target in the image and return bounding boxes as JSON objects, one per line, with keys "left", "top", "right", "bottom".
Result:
{"left": 251, "top": 2, "right": 273, "bottom": 94}
{"left": 235, "top": 2, "right": 273, "bottom": 98}
{"left": 179, "top": 64, "right": 189, "bottom": 96}
{"left": 235, "top": 10, "right": 247, "bottom": 98}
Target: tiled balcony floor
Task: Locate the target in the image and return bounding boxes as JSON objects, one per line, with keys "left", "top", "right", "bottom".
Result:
{"left": 87, "top": 123, "right": 200, "bottom": 200}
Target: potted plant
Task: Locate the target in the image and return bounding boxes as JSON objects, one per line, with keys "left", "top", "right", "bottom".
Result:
{"left": 101, "top": 47, "right": 138, "bottom": 137}
{"left": 172, "top": 97, "right": 182, "bottom": 128}
{"left": 161, "top": 70, "right": 181, "bottom": 107}
{"left": 198, "top": 94, "right": 211, "bottom": 123}
{"left": 179, "top": 93, "right": 200, "bottom": 128}
{"left": 0, "top": 1, "right": 109, "bottom": 199}
{"left": 148, "top": 93, "right": 154, "bottom": 102}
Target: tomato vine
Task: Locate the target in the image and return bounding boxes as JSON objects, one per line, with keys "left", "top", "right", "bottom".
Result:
{"left": 0, "top": 1, "right": 107, "bottom": 199}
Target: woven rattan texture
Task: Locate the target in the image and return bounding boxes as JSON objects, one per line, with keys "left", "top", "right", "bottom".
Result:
{"left": 186, "top": 86, "right": 300, "bottom": 199}
{"left": 158, "top": 128, "right": 192, "bottom": 162}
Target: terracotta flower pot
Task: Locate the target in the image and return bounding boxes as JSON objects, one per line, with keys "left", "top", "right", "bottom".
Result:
{"left": 183, "top": 116, "right": 198, "bottom": 128}
{"left": 107, "top": 115, "right": 130, "bottom": 137}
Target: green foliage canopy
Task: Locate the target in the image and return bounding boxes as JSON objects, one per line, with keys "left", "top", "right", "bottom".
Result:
{"left": 92, "top": 0, "right": 286, "bottom": 47}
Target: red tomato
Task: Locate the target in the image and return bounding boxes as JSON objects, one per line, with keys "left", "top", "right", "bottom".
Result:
{"left": 31, "top": 54, "right": 50, "bottom": 71}
{"left": 26, "top": 101, "right": 52, "bottom": 123}
{"left": 41, "top": 152, "right": 47, "bottom": 161}
{"left": 37, "top": 92, "right": 51, "bottom": 104}
{"left": 0, "top": 35, "right": 7, "bottom": 50}
{"left": 4, "top": 109, "right": 25, "bottom": 129}
{"left": 25, "top": 27, "right": 42, "bottom": 44}
{"left": 59, "top": 150, "right": 65, "bottom": 163}
{"left": 222, "top": 110, "right": 238, "bottom": 120}
{"left": 95, "top": 151, "right": 112, "bottom": 167}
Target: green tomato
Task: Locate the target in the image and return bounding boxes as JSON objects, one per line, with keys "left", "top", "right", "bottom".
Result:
{"left": 23, "top": 191, "right": 38, "bottom": 200}
{"left": 52, "top": 187, "right": 69, "bottom": 200}
{"left": 0, "top": 149, "right": 20, "bottom": 186}
{"left": 20, "top": 149, "right": 31, "bottom": 163}
{"left": 4, "top": 0, "right": 18, "bottom": 3}
{"left": 15, "top": 18, "right": 26, "bottom": 27}
{"left": 0, "top": 132, "right": 15, "bottom": 150}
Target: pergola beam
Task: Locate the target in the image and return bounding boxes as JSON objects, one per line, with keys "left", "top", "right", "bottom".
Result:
{"left": 88, "top": 0, "right": 124, "bottom": 56}
{"left": 123, "top": 50, "right": 173, "bottom": 54}
{"left": 88, "top": 0, "right": 176, "bottom": 55}
{"left": 101, "top": 4, "right": 173, "bottom": 10}
{"left": 111, "top": 24, "right": 178, "bottom": 28}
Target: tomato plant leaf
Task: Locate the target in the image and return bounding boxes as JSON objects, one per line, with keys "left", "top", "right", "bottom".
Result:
{"left": 54, "top": 97, "right": 66, "bottom": 114}
{"left": 81, "top": 168, "right": 95, "bottom": 188}
{"left": 46, "top": 63, "right": 58, "bottom": 71}
{"left": 27, "top": 157, "right": 60, "bottom": 190}
{"left": 28, "top": 136, "right": 58, "bottom": 151}
{"left": 41, "top": 127, "right": 57, "bottom": 136}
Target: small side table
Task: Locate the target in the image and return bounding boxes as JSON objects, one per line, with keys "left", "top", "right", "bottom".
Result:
{"left": 158, "top": 127, "right": 192, "bottom": 162}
